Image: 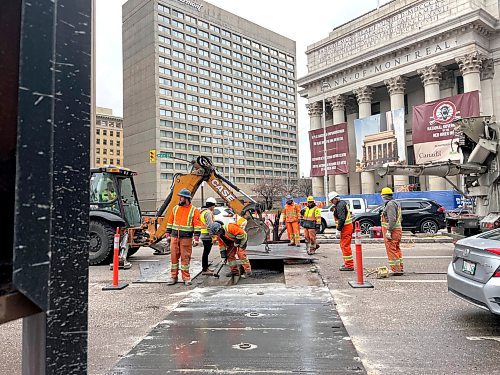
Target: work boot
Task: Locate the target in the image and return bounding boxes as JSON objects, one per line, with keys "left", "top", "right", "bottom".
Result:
{"left": 225, "top": 271, "right": 239, "bottom": 277}
{"left": 166, "top": 278, "right": 177, "bottom": 285}
{"left": 296, "top": 244, "right": 301, "bottom": 247}
{"left": 184, "top": 280, "right": 192, "bottom": 286}
{"left": 202, "top": 268, "right": 215, "bottom": 276}
{"left": 389, "top": 271, "right": 404, "bottom": 276}
{"left": 288, "top": 243, "right": 295, "bottom": 246}
{"left": 339, "top": 266, "right": 354, "bottom": 271}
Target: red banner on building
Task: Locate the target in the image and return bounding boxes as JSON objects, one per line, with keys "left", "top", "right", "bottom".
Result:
{"left": 309, "top": 123, "right": 349, "bottom": 177}
{"left": 412, "top": 91, "right": 480, "bottom": 163}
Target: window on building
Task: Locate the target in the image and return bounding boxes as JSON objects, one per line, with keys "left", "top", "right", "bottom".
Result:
{"left": 117, "top": 141, "right": 121, "bottom": 146}
{"left": 96, "top": 157, "right": 100, "bottom": 164}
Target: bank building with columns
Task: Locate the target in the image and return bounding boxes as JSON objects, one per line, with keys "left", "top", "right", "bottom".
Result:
{"left": 298, "top": 0, "right": 499, "bottom": 196}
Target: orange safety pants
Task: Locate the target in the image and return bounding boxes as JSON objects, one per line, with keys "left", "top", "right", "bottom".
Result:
{"left": 340, "top": 223, "right": 354, "bottom": 268}
{"left": 170, "top": 237, "right": 193, "bottom": 281}
{"left": 382, "top": 227, "right": 403, "bottom": 272}
{"left": 228, "top": 246, "right": 251, "bottom": 274}
{"left": 303, "top": 228, "right": 317, "bottom": 247}
{"left": 286, "top": 221, "right": 300, "bottom": 244}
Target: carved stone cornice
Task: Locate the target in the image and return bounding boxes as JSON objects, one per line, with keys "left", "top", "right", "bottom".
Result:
{"left": 384, "top": 76, "right": 408, "bottom": 96}
{"left": 345, "top": 96, "right": 358, "bottom": 115}
{"left": 327, "top": 95, "right": 346, "bottom": 112}
{"left": 306, "top": 102, "right": 323, "bottom": 117}
{"left": 417, "top": 64, "right": 442, "bottom": 86}
{"left": 439, "top": 70, "right": 455, "bottom": 91}
{"left": 353, "top": 86, "right": 374, "bottom": 105}
{"left": 456, "top": 52, "right": 486, "bottom": 75}
{"left": 481, "top": 58, "right": 495, "bottom": 81}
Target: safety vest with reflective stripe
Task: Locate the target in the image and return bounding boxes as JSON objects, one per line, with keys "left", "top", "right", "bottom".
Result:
{"left": 333, "top": 201, "right": 353, "bottom": 225}
{"left": 234, "top": 214, "right": 248, "bottom": 229}
{"left": 303, "top": 206, "right": 321, "bottom": 225}
{"left": 200, "top": 209, "right": 214, "bottom": 234}
{"left": 101, "top": 190, "right": 116, "bottom": 202}
{"left": 381, "top": 200, "right": 402, "bottom": 229}
{"left": 282, "top": 203, "right": 301, "bottom": 223}
{"left": 166, "top": 204, "right": 202, "bottom": 238}
{"left": 218, "top": 223, "right": 247, "bottom": 251}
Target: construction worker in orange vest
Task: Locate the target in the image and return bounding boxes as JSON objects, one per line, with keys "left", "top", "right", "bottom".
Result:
{"left": 380, "top": 187, "right": 404, "bottom": 276}
{"left": 166, "top": 188, "right": 203, "bottom": 286}
{"left": 302, "top": 196, "right": 321, "bottom": 255}
{"left": 209, "top": 221, "right": 252, "bottom": 277}
{"left": 280, "top": 194, "right": 301, "bottom": 247}
{"left": 328, "top": 191, "right": 354, "bottom": 271}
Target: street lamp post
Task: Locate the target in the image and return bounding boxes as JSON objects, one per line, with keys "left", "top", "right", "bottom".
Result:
{"left": 321, "top": 81, "right": 331, "bottom": 205}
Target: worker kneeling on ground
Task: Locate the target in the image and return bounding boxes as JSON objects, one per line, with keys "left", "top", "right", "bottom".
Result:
{"left": 280, "top": 194, "right": 301, "bottom": 247}
{"left": 380, "top": 187, "right": 404, "bottom": 276}
{"left": 166, "top": 188, "right": 202, "bottom": 286}
{"left": 302, "top": 196, "right": 321, "bottom": 255}
{"left": 209, "top": 222, "right": 252, "bottom": 278}
{"left": 329, "top": 191, "right": 354, "bottom": 271}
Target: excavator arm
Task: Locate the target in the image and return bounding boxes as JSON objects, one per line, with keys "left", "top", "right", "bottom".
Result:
{"left": 151, "top": 156, "right": 269, "bottom": 246}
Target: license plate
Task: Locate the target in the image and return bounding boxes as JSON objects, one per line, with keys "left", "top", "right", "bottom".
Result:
{"left": 462, "top": 260, "right": 476, "bottom": 275}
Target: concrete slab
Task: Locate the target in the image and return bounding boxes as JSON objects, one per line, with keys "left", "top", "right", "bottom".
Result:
{"left": 246, "top": 243, "right": 316, "bottom": 261}
{"left": 134, "top": 260, "right": 203, "bottom": 283}
{"left": 109, "top": 284, "right": 366, "bottom": 374}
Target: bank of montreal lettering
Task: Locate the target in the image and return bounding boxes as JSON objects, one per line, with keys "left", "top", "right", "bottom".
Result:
{"left": 210, "top": 179, "right": 236, "bottom": 202}
{"left": 317, "top": 0, "right": 450, "bottom": 64}
{"left": 327, "top": 39, "right": 458, "bottom": 90}
{"left": 174, "top": 0, "right": 203, "bottom": 12}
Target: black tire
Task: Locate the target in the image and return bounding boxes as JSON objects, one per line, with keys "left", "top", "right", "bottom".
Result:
{"left": 419, "top": 219, "right": 438, "bottom": 234}
{"left": 127, "top": 247, "right": 140, "bottom": 258}
{"left": 359, "top": 220, "right": 374, "bottom": 235}
{"left": 89, "top": 220, "right": 115, "bottom": 265}
{"left": 319, "top": 219, "right": 326, "bottom": 234}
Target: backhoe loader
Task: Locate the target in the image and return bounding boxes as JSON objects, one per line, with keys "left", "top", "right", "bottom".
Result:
{"left": 89, "top": 156, "right": 269, "bottom": 265}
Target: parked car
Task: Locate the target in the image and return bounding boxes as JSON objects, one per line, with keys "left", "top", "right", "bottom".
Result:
{"left": 352, "top": 198, "right": 446, "bottom": 234}
{"left": 447, "top": 228, "right": 500, "bottom": 315}
{"left": 213, "top": 206, "right": 235, "bottom": 226}
{"left": 319, "top": 197, "right": 368, "bottom": 233}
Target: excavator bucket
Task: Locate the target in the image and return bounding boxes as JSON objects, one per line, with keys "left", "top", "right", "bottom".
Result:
{"left": 245, "top": 218, "right": 269, "bottom": 246}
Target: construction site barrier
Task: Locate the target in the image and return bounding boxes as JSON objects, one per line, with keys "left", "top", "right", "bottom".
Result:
{"left": 348, "top": 221, "right": 373, "bottom": 289}
{"left": 102, "top": 228, "right": 129, "bottom": 291}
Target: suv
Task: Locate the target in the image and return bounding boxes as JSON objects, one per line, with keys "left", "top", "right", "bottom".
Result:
{"left": 353, "top": 198, "right": 446, "bottom": 234}
{"left": 319, "top": 197, "right": 368, "bottom": 233}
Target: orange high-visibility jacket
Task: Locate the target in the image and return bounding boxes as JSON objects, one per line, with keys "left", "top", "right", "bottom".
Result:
{"left": 218, "top": 223, "right": 247, "bottom": 251}
{"left": 166, "top": 204, "right": 202, "bottom": 238}
{"left": 281, "top": 202, "right": 301, "bottom": 223}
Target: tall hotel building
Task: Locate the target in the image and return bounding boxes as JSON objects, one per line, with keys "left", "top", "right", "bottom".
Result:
{"left": 123, "top": 0, "right": 298, "bottom": 210}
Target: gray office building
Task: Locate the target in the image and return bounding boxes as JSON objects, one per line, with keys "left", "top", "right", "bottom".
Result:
{"left": 123, "top": 0, "right": 298, "bottom": 210}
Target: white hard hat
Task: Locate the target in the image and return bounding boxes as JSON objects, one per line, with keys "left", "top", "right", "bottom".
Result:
{"left": 328, "top": 191, "right": 340, "bottom": 201}
{"left": 206, "top": 197, "right": 217, "bottom": 204}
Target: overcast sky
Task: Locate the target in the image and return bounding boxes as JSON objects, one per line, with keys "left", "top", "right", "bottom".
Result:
{"left": 96, "top": 0, "right": 392, "bottom": 176}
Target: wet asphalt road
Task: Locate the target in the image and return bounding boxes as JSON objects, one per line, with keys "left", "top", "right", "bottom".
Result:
{"left": 1, "top": 237, "right": 499, "bottom": 374}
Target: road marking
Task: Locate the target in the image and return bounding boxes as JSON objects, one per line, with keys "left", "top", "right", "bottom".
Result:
{"left": 466, "top": 336, "right": 500, "bottom": 343}
{"left": 365, "top": 256, "right": 450, "bottom": 259}
{"left": 384, "top": 280, "right": 447, "bottom": 283}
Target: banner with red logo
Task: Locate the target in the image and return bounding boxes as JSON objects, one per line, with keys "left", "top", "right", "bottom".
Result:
{"left": 412, "top": 91, "right": 480, "bottom": 163}
{"left": 309, "top": 123, "right": 349, "bottom": 177}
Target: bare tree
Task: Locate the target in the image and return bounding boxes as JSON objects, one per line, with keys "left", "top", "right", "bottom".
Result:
{"left": 296, "top": 178, "right": 313, "bottom": 197}
{"left": 252, "top": 178, "right": 285, "bottom": 209}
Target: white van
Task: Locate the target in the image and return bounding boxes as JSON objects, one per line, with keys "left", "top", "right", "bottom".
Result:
{"left": 319, "top": 197, "right": 368, "bottom": 233}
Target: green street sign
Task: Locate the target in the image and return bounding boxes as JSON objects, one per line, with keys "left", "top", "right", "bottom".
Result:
{"left": 157, "top": 152, "right": 172, "bottom": 158}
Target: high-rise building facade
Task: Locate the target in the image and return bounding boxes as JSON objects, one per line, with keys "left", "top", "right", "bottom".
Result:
{"left": 123, "top": 0, "right": 297, "bottom": 210}
{"left": 95, "top": 107, "right": 124, "bottom": 167}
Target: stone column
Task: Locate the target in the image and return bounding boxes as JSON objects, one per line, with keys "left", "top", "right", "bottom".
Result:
{"left": 480, "top": 58, "right": 495, "bottom": 116}
{"left": 328, "top": 95, "right": 348, "bottom": 195}
{"left": 418, "top": 64, "right": 442, "bottom": 102}
{"left": 307, "top": 102, "right": 324, "bottom": 197}
{"left": 456, "top": 52, "right": 484, "bottom": 93}
{"left": 418, "top": 64, "right": 446, "bottom": 190}
{"left": 384, "top": 76, "right": 409, "bottom": 190}
{"left": 353, "top": 86, "right": 376, "bottom": 194}
{"left": 346, "top": 97, "right": 361, "bottom": 194}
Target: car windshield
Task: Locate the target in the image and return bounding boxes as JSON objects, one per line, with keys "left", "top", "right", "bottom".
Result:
{"left": 478, "top": 228, "right": 500, "bottom": 241}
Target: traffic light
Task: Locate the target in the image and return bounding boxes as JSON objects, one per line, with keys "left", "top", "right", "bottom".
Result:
{"left": 149, "top": 149, "right": 156, "bottom": 163}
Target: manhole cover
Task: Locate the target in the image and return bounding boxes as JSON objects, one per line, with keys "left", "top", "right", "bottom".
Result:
{"left": 232, "top": 342, "right": 257, "bottom": 351}
{"left": 245, "top": 312, "right": 264, "bottom": 318}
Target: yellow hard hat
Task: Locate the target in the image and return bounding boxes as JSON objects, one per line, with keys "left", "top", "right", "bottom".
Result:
{"left": 306, "top": 196, "right": 315, "bottom": 202}
{"left": 381, "top": 187, "right": 393, "bottom": 195}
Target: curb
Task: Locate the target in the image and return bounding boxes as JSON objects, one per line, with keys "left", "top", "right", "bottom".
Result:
{"left": 317, "top": 238, "right": 454, "bottom": 244}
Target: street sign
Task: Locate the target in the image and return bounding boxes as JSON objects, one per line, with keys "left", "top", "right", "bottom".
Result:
{"left": 157, "top": 152, "right": 172, "bottom": 158}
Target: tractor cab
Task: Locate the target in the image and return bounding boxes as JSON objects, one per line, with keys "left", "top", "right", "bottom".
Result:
{"left": 90, "top": 166, "right": 142, "bottom": 227}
